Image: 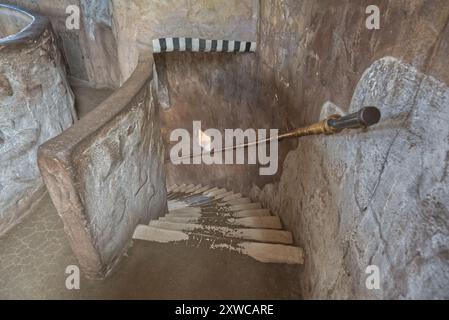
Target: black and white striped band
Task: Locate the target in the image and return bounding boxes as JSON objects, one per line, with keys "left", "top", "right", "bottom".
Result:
{"left": 152, "top": 37, "right": 257, "bottom": 53}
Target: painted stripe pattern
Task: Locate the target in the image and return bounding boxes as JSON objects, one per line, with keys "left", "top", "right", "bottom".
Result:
{"left": 152, "top": 37, "right": 256, "bottom": 53}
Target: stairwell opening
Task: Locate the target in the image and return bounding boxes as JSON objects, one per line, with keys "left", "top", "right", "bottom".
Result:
{"left": 0, "top": 0, "right": 448, "bottom": 301}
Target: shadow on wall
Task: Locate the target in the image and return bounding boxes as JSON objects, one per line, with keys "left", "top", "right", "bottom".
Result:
{"left": 252, "top": 57, "right": 449, "bottom": 299}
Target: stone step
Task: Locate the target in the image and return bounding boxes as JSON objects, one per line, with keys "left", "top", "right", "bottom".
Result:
{"left": 232, "top": 209, "right": 271, "bottom": 218}
{"left": 160, "top": 216, "right": 202, "bottom": 224}
{"left": 133, "top": 225, "right": 303, "bottom": 265}
{"left": 186, "top": 197, "right": 215, "bottom": 207}
{"left": 191, "top": 185, "right": 212, "bottom": 195}
{"left": 167, "top": 184, "right": 178, "bottom": 193}
{"left": 165, "top": 212, "right": 202, "bottom": 218}
{"left": 166, "top": 208, "right": 272, "bottom": 219}
{"left": 229, "top": 203, "right": 262, "bottom": 211}
{"left": 167, "top": 192, "right": 185, "bottom": 200}
{"left": 206, "top": 188, "right": 228, "bottom": 197}
{"left": 159, "top": 215, "right": 282, "bottom": 229}
{"left": 133, "top": 225, "right": 189, "bottom": 243}
{"left": 223, "top": 198, "right": 252, "bottom": 206}
{"left": 169, "top": 207, "right": 202, "bottom": 214}
{"left": 172, "top": 192, "right": 209, "bottom": 204}
{"left": 171, "top": 184, "right": 186, "bottom": 193}
{"left": 228, "top": 216, "right": 281, "bottom": 228}
{"left": 222, "top": 193, "right": 242, "bottom": 202}
{"left": 203, "top": 187, "right": 218, "bottom": 195}
{"left": 167, "top": 201, "right": 190, "bottom": 211}
{"left": 231, "top": 242, "right": 304, "bottom": 265}
{"left": 184, "top": 184, "right": 202, "bottom": 194}
{"left": 149, "top": 220, "right": 293, "bottom": 244}
{"left": 196, "top": 199, "right": 219, "bottom": 207}
{"left": 214, "top": 191, "right": 234, "bottom": 200}
{"left": 180, "top": 184, "right": 195, "bottom": 193}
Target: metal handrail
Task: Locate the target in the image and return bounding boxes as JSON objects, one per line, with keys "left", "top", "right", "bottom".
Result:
{"left": 165, "top": 106, "right": 381, "bottom": 163}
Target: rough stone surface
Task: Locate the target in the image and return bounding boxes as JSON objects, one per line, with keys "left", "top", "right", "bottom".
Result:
{"left": 256, "top": 0, "right": 449, "bottom": 128}
{"left": 159, "top": 52, "right": 294, "bottom": 195}
{"left": 111, "top": 0, "right": 259, "bottom": 83}
{"left": 4, "top": 0, "right": 258, "bottom": 87}
{"left": 38, "top": 56, "right": 167, "bottom": 279}
{"left": 0, "top": 14, "right": 75, "bottom": 236}
{"left": 251, "top": 57, "right": 449, "bottom": 299}
{"left": 4, "top": 0, "right": 121, "bottom": 88}
{"left": 157, "top": 1, "right": 449, "bottom": 199}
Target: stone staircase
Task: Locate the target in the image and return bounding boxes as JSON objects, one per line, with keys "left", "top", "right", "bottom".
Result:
{"left": 133, "top": 184, "right": 304, "bottom": 265}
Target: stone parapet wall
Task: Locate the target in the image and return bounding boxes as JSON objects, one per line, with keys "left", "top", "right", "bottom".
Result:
{"left": 38, "top": 53, "right": 167, "bottom": 279}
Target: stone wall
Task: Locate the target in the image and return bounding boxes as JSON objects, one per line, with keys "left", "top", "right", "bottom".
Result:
{"left": 109, "top": 0, "right": 268, "bottom": 194}
{"left": 0, "top": 14, "right": 75, "bottom": 236}
{"left": 250, "top": 0, "right": 449, "bottom": 299}
{"left": 159, "top": 52, "right": 295, "bottom": 194}
{"left": 4, "top": 0, "right": 121, "bottom": 88}
{"left": 255, "top": 0, "right": 449, "bottom": 127}
{"left": 252, "top": 57, "right": 449, "bottom": 299}
{"left": 38, "top": 54, "right": 167, "bottom": 279}
{"left": 4, "top": 0, "right": 259, "bottom": 88}
{"left": 111, "top": 0, "right": 259, "bottom": 83}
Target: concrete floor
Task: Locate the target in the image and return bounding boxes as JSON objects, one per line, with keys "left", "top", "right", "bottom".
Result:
{"left": 0, "top": 86, "right": 302, "bottom": 299}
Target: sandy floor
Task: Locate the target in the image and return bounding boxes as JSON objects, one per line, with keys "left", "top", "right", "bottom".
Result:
{"left": 0, "top": 193, "right": 302, "bottom": 299}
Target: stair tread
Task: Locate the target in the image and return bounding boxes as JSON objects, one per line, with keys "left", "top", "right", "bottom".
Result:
{"left": 228, "top": 203, "right": 262, "bottom": 211}
{"left": 133, "top": 225, "right": 189, "bottom": 243}
{"left": 214, "top": 191, "right": 234, "bottom": 199}
{"left": 221, "top": 198, "right": 252, "bottom": 206}
{"left": 222, "top": 193, "right": 242, "bottom": 201}
{"left": 206, "top": 188, "right": 228, "bottom": 197}
{"left": 165, "top": 208, "right": 272, "bottom": 219}
{"left": 184, "top": 184, "right": 202, "bottom": 194}
{"left": 166, "top": 212, "right": 203, "bottom": 218}
{"left": 149, "top": 220, "right": 293, "bottom": 244}
{"left": 160, "top": 183, "right": 303, "bottom": 265}
{"left": 232, "top": 209, "right": 271, "bottom": 218}
{"left": 167, "top": 201, "right": 190, "bottom": 211}
{"left": 167, "top": 184, "right": 179, "bottom": 193}
{"left": 203, "top": 187, "right": 219, "bottom": 195}
{"left": 159, "top": 215, "right": 282, "bottom": 229}
{"left": 133, "top": 224, "right": 303, "bottom": 265}
{"left": 169, "top": 207, "right": 202, "bottom": 214}
{"left": 233, "top": 242, "right": 304, "bottom": 265}
{"left": 190, "top": 185, "right": 212, "bottom": 195}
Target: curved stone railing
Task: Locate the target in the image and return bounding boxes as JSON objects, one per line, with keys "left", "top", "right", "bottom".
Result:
{"left": 38, "top": 51, "right": 167, "bottom": 279}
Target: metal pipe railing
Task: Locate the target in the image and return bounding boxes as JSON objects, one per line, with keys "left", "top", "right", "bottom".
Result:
{"left": 278, "top": 106, "right": 381, "bottom": 139}
{"left": 165, "top": 106, "right": 381, "bottom": 163}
